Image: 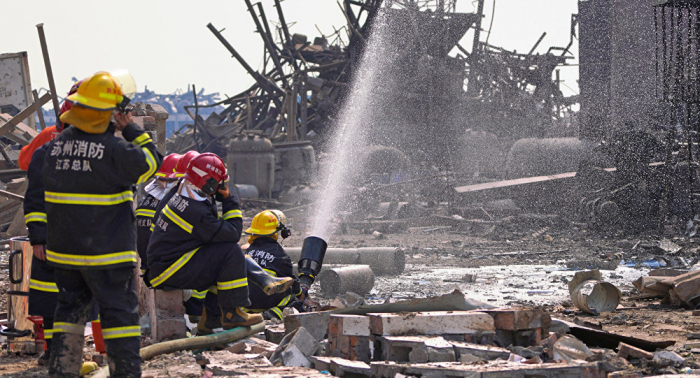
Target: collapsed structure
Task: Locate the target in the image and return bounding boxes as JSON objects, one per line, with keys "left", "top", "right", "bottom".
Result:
{"left": 5, "top": 1, "right": 700, "bottom": 377}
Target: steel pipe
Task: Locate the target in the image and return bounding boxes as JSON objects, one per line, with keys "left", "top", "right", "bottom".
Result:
{"left": 286, "top": 247, "right": 405, "bottom": 275}
{"left": 318, "top": 265, "right": 374, "bottom": 297}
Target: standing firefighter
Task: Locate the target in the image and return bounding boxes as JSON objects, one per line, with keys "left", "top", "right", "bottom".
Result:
{"left": 42, "top": 71, "right": 162, "bottom": 377}
{"left": 148, "top": 153, "right": 268, "bottom": 333}
{"left": 245, "top": 210, "right": 304, "bottom": 319}
{"left": 22, "top": 82, "right": 104, "bottom": 368}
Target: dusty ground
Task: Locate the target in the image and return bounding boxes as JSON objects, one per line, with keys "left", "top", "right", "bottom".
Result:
{"left": 2, "top": 202, "right": 699, "bottom": 376}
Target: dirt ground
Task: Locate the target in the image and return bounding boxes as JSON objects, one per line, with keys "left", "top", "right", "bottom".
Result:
{"left": 2, "top": 202, "right": 699, "bottom": 376}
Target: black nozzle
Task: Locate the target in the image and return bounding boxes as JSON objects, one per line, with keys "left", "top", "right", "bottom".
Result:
{"left": 298, "top": 236, "right": 327, "bottom": 288}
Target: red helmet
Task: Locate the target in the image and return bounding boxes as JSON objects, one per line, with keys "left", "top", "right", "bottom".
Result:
{"left": 174, "top": 150, "right": 200, "bottom": 178}
{"left": 155, "top": 153, "right": 181, "bottom": 179}
{"left": 183, "top": 153, "right": 228, "bottom": 195}
{"left": 56, "top": 80, "right": 83, "bottom": 132}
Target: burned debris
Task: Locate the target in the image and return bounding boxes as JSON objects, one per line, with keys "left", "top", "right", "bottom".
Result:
{"left": 6, "top": 0, "right": 700, "bottom": 377}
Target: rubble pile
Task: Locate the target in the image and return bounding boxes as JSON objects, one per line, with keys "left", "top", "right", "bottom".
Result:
{"left": 128, "top": 290, "right": 700, "bottom": 378}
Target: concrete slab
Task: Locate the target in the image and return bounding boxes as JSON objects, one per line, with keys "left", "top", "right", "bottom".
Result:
{"left": 369, "top": 311, "right": 495, "bottom": 336}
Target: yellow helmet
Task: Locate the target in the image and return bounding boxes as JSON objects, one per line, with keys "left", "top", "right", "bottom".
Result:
{"left": 246, "top": 210, "right": 281, "bottom": 237}
{"left": 66, "top": 71, "right": 123, "bottom": 111}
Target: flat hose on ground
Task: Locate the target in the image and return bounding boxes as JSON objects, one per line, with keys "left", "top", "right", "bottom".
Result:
{"left": 140, "top": 323, "right": 266, "bottom": 360}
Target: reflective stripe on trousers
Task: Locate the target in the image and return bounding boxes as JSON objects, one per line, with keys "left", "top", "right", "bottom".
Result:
{"left": 29, "top": 278, "right": 58, "bottom": 292}
{"left": 53, "top": 321, "right": 84, "bottom": 335}
{"left": 149, "top": 248, "right": 200, "bottom": 287}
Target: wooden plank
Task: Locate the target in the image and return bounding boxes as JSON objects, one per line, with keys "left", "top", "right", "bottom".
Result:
{"left": 670, "top": 270, "right": 700, "bottom": 301}
{"left": 454, "top": 172, "right": 577, "bottom": 194}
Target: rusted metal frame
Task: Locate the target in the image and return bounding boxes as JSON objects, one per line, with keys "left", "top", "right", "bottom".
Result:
{"left": 36, "top": 24, "right": 61, "bottom": 121}
{"left": 254, "top": 98, "right": 272, "bottom": 128}
{"left": 273, "top": 0, "right": 292, "bottom": 47}
{"left": 207, "top": 23, "right": 284, "bottom": 109}
{"left": 300, "top": 73, "right": 308, "bottom": 140}
{"left": 31, "top": 90, "right": 46, "bottom": 130}
{"left": 338, "top": 1, "right": 366, "bottom": 42}
{"left": 246, "top": 0, "right": 287, "bottom": 87}
{"left": 695, "top": 8, "right": 700, "bottom": 102}
{"left": 286, "top": 80, "right": 298, "bottom": 142}
{"left": 663, "top": 6, "right": 669, "bottom": 101}
{"left": 527, "top": 32, "right": 547, "bottom": 55}
{"left": 192, "top": 84, "right": 200, "bottom": 152}
{"left": 201, "top": 124, "right": 246, "bottom": 154}
{"left": 0, "top": 143, "right": 16, "bottom": 169}
{"left": 273, "top": 0, "right": 301, "bottom": 71}
{"left": 270, "top": 91, "right": 288, "bottom": 139}
{"left": 655, "top": 6, "right": 660, "bottom": 100}
{"left": 257, "top": 3, "right": 281, "bottom": 55}
{"left": 245, "top": 93, "right": 253, "bottom": 130}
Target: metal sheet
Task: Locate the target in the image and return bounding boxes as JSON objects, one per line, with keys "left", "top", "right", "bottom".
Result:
{"left": 0, "top": 52, "right": 35, "bottom": 129}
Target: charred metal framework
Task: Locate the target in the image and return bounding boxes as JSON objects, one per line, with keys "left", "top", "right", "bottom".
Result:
{"left": 655, "top": 0, "right": 700, "bottom": 217}
{"left": 168, "top": 0, "right": 577, "bottom": 172}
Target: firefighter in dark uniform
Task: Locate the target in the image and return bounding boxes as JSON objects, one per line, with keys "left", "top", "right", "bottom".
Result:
{"left": 23, "top": 84, "right": 102, "bottom": 369}
{"left": 43, "top": 71, "right": 162, "bottom": 378}
{"left": 147, "top": 152, "right": 265, "bottom": 333}
{"left": 146, "top": 152, "right": 294, "bottom": 333}
{"left": 136, "top": 153, "right": 181, "bottom": 275}
{"left": 136, "top": 152, "right": 208, "bottom": 320}
{"left": 23, "top": 98, "right": 71, "bottom": 365}
{"left": 244, "top": 210, "right": 305, "bottom": 319}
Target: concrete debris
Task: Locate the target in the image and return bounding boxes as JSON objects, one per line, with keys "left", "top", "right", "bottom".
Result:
{"left": 284, "top": 311, "right": 332, "bottom": 341}
{"left": 270, "top": 327, "right": 320, "bottom": 367}
{"left": 368, "top": 311, "right": 495, "bottom": 336}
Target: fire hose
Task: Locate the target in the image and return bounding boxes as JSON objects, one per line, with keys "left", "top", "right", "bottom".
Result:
{"left": 139, "top": 322, "right": 265, "bottom": 360}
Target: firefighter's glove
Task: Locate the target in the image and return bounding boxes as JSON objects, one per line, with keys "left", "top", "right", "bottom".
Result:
{"left": 298, "top": 287, "right": 309, "bottom": 303}
{"left": 215, "top": 185, "right": 230, "bottom": 202}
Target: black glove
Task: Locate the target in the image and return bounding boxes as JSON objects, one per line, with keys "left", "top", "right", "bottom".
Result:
{"left": 215, "top": 184, "right": 229, "bottom": 202}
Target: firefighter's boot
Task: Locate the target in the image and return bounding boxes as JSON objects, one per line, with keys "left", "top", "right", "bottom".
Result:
{"left": 48, "top": 332, "right": 84, "bottom": 377}
{"left": 220, "top": 307, "right": 263, "bottom": 329}
{"left": 196, "top": 308, "right": 221, "bottom": 336}
{"left": 245, "top": 255, "right": 294, "bottom": 295}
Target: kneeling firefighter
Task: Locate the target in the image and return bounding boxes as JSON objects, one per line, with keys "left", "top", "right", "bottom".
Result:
{"left": 147, "top": 153, "right": 292, "bottom": 334}
{"left": 244, "top": 210, "right": 305, "bottom": 319}
{"left": 144, "top": 151, "right": 294, "bottom": 326}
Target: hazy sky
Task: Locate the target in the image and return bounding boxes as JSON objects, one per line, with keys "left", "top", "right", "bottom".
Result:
{"left": 5, "top": 0, "right": 579, "bottom": 103}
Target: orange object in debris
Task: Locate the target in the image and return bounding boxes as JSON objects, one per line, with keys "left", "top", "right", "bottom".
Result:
{"left": 92, "top": 320, "right": 106, "bottom": 354}
{"left": 18, "top": 125, "right": 59, "bottom": 171}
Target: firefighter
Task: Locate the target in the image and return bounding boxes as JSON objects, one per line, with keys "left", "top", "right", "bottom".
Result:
{"left": 147, "top": 152, "right": 267, "bottom": 333}
{"left": 147, "top": 150, "right": 293, "bottom": 329}
{"left": 244, "top": 210, "right": 305, "bottom": 319}
{"left": 136, "top": 153, "right": 181, "bottom": 275}
{"left": 23, "top": 82, "right": 104, "bottom": 368}
{"left": 42, "top": 71, "right": 162, "bottom": 377}
{"left": 136, "top": 152, "right": 208, "bottom": 321}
